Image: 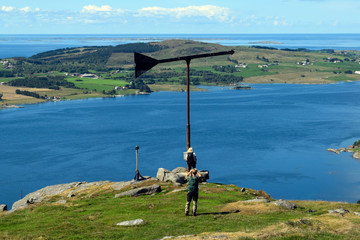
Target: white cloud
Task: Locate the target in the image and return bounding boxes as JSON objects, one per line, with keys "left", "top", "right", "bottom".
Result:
{"left": 137, "top": 5, "right": 231, "bottom": 22}
{"left": 82, "top": 19, "right": 100, "bottom": 24}
{"left": 20, "top": 7, "right": 31, "bottom": 13}
{"left": 1, "top": 5, "right": 16, "bottom": 12}
{"left": 81, "top": 5, "right": 112, "bottom": 13}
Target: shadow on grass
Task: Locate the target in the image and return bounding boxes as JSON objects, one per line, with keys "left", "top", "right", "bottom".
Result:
{"left": 197, "top": 210, "right": 240, "bottom": 216}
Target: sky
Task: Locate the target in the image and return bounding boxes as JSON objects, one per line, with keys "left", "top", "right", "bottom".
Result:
{"left": 0, "top": 0, "right": 359, "bottom": 34}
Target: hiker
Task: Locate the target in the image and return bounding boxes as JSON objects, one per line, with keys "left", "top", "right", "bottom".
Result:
{"left": 185, "top": 147, "right": 197, "bottom": 172}
{"left": 185, "top": 168, "right": 202, "bottom": 216}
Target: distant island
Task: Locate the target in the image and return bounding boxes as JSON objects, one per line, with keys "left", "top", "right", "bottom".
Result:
{"left": 249, "top": 41, "right": 283, "bottom": 44}
{"left": 1, "top": 39, "right": 360, "bottom": 108}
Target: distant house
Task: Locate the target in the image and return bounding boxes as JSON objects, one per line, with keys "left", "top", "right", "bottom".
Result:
{"left": 235, "top": 63, "right": 248, "bottom": 68}
{"left": 355, "top": 71, "right": 360, "bottom": 75}
{"left": 81, "top": 74, "right": 99, "bottom": 79}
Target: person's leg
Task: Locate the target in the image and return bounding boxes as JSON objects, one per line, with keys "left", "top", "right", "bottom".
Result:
{"left": 185, "top": 192, "right": 192, "bottom": 215}
{"left": 192, "top": 192, "right": 198, "bottom": 216}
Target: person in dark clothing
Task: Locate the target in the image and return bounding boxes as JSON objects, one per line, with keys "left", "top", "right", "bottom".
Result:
{"left": 185, "top": 147, "right": 197, "bottom": 172}
{"left": 185, "top": 168, "right": 202, "bottom": 216}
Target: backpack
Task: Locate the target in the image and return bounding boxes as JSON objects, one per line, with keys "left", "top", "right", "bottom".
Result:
{"left": 187, "top": 152, "right": 195, "bottom": 164}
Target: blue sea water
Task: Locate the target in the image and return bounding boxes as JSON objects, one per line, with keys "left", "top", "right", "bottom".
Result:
{"left": 2, "top": 34, "right": 360, "bottom": 208}
{"left": 1, "top": 82, "right": 360, "bottom": 208}
{"left": 1, "top": 34, "right": 360, "bottom": 58}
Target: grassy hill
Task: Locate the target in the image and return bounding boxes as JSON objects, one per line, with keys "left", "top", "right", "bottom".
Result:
{"left": 1, "top": 39, "right": 360, "bottom": 107}
{"left": 1, "top": 179, "right": 360, "bottom": 239}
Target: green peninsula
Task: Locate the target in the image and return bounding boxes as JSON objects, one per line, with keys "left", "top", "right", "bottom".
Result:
{"left": 1, "top": 39, "right": 360, "bottom": 107}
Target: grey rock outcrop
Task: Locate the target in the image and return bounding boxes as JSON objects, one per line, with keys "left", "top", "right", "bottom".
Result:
{"left": 327, "top": 208, "right": 360, "bottom": 217}
{"left": 11, "top": 181, "right": 110, "bottom": 212}
{"left": 0, "top": 204, "right": 7, "bottom": 212}
{"left": 11, "top": 182, "right": 86, "bottom": 212}
{"left": 328, "top": 208, "right": 349, "bottom": 214}
{"left": 327, "top": 148, "right": 341, "bottom": 154}
{"left": 156, "top": 167, "right": 210, "bottom": 185}
{"left": 116, "top": 219, "right": 145, "bottom": 226}
{"left": 272, "top": 199, "right": 298, "bottom": 210}
{"left": 327, "top": 147, "right": 360, "bottom": 160}
{"left": 243, "top": 197, "right": 270, "bottom": 203}
{"left": 114, "top": 184, "right": 161, "bottom": 198}
{"left": 111, "top": 181, "right": 134, "bottom": 190}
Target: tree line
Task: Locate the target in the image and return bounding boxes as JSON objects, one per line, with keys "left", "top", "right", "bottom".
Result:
{"left": 15, "top": 89, "right": 44, "bottom": 99}
{"left": 8, "top": 76, "right": 75, "bottom": 89}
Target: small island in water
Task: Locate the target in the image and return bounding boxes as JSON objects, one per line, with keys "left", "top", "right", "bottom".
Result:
{"left": 327, "top": 139, "right": 360, "bottom": 160}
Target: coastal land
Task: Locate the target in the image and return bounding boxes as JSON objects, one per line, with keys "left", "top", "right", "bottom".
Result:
{"left": 1, "top": 39, "right": 360, "bottom": 108}
{"left": 327, "top": 140, "right": 360, "bottom": 161}
{"left": 2, "top": 167, "right": 360, "bottom": 239}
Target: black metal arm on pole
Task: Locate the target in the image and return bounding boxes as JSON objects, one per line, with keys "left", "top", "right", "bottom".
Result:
{"left": 134, "top": 50, "right": 235, "bottom": 150}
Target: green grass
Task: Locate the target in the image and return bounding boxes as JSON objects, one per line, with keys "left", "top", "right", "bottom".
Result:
{"left": 2, "top": 181, "right": 360, "bottom": 239}
{"left": 327, "top": 75, "right": 359, "bottom": 81}
{"left": 66, "top": 77, "right": 128, "bottom": 92}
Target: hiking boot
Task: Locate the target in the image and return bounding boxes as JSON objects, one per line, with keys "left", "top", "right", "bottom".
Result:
{"left": 185, "top": 211, "right": 189, "bottom": 216}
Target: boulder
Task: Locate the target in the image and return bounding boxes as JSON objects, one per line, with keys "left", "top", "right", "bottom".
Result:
{"left": 116, "top": 219, "right": 145, "bottom": 226}
{"left": 198, "top": 170, "right": 210, "bottom": 181}
{"left": 156, "top": 167, "right": 210, "bottom": 185}
{"left": 172, "top": 167, "right": 187, "bottom": 174}
{"left": 0, "top": 204, "right": 7, "bottom": 212}
{"left": 272, "top": 199, "right": 298, "bottom": 210}
{"left": 114, "top": 184, "right": 161, "bottom": 198}
{"left": 156, "top": 168, "right": 186, "bottom": 185}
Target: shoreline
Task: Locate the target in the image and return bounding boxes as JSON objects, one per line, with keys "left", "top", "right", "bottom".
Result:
{"left": 1, "top": 80, "right": 358, "bottom": 110}
{"left": 327, "top": 147, "right": 360, "bottom": 160}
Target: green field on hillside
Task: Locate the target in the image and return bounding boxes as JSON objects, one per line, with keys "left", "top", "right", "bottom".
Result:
{"left": 1, "top": 40, "right": 360, "bottom": 107}
{"left": 1, "top": 180, "right": 360, "bottom": 240}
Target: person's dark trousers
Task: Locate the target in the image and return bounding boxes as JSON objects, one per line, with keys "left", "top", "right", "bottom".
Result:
{"left": 185, "top": 192, "right": 198, "bottom": 216}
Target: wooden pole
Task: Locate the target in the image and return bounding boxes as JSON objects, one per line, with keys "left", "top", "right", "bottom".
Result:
{"left": 186, "top": 59, "right": 191, "bottom": 150}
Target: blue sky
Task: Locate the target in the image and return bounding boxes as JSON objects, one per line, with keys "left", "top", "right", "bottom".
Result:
{"left": 1, "top": 0, "right": 359, "bottom": 34}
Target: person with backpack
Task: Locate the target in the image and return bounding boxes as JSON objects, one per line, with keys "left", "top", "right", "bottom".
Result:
{"left": 185, "top": 147, "right": 197, "bottom": 172}
{"left": 185, "top": 168, "right": 202, "bottom": 216}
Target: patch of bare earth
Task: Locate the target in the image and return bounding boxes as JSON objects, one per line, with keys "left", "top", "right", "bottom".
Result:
{"left": 0, "top": 85, "right": 51, "bottom": 101}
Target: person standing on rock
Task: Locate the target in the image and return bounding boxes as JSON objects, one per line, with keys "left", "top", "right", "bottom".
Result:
{"left": 185, "top": 168, "right": 201, "bottom": 216}
{"left": 185, "top": 147, "right": 197, "bottom": 172}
